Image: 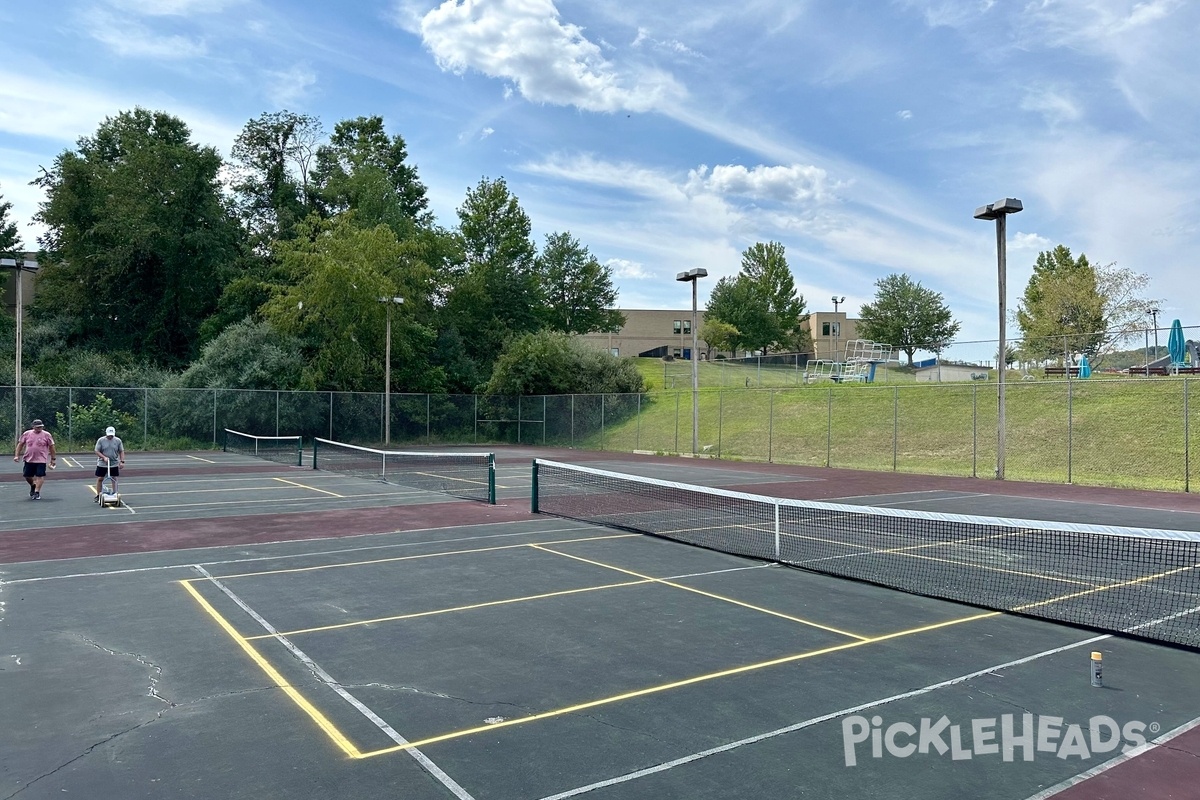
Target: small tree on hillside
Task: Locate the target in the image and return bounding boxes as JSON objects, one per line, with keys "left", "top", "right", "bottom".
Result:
{"left": 857, "top": 273, "right": 960, "bottom": 365}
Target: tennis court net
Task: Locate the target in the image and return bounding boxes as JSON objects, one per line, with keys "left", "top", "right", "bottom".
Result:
{"left": 223, "top": 429, "right": 303, "bottom": 467}
{"left": 531, "top": 459, "right": 1200, "bottom": 650}
{"left": 313, "top": 438, "right": 495, "bottom": 504}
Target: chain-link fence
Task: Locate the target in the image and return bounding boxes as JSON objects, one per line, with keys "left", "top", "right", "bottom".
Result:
{"left": 3, "top": 378, "right": 1195, "bottom": 491}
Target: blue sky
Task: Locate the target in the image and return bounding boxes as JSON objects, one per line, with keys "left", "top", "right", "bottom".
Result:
{"left": 3, "top": 0, "right": 1198, "bottom": 359}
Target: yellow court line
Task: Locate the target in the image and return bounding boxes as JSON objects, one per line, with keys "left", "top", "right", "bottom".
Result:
{"left": 356, "top": 609, "right": 1000, "bottom": 758}
{"left": 531, "top": 545, "right": 870, "bottom": 642}
{"left": 193, "top": 534, "right": 640, "bottom": 581}
{"left": 186, "top": 454, "right": 217, "bottom": 463}
{"left": 879, "top": 550, "right": 1100, "bottom": 587}
{"left": 1015, "top": 561, "right": 1200, "bottom": 613}
{"left": 178, "top": 580, "right": 362, "bottom": 758}
{"left": 245, "top": 578, "right": 654, "bottom": 639}
{"left": 274, "top": 477, "right": 345, "bottom": 498}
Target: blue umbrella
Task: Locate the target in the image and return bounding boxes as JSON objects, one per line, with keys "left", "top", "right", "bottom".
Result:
{"left": 1078, "top": 354, "right": 1091, "bottom": 379}
{"left": 1168, "top": 319, "right": 1186, "bottom": 368}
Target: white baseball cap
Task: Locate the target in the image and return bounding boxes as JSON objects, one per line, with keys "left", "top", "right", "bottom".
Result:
{"left": 105, "top": 426, "right": 116, "bottom": 435}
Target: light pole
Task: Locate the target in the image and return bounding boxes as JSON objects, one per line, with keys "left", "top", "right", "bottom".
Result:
{"left": 974, "top": 198, "right": 1023, "bottom": 480}
{"left": 831, "top": 296, "right": 845, "bottom": 361}
{"left": 676, "top": 268, "right": 707, "bottom": 454}
{"left": 2, "top": 258, "right": 38, "bottom": 443}
{"left": 378, "top": 296, "right": 404, "bottom": 445}
{"left": 1148, "top": 306, "right": 1161, "bottom": 355}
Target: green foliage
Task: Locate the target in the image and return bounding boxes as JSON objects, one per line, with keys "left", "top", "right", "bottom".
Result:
{"left": 31, "top": 107, "right": 243, "bottom": 367}
{"left": 538, "top": 231, "right": 624, "bottom": 335}
{"left": 484, "top": 330, "right": 646, "bottom": 395}
{"left": 170, "top": 319, "right": 307, "bottom": 390}
{"left": 54, "top": 392, "right": 138, "bottom": 445}
{"left": 261, "top": 217, "right": 442, "bottom": 392}
{"left": 1014, "top": 246, "right": 1155, "bottom": 367}
{"left": 699, "top": 319, "right": 741, "bottom": 359}
{"left": 704, "top": 242, "right": 809, "bottom": 355}
{"left": 445, "top": 177, "right": 542, "bottom": 370}
{"left": 230, "top": 110, "right": 323, "bottom": 248}
{"left": 0, "top": 183, "right": 21, "bottom": 258}
{"left": 857, "top": 273, "right": 961, "bottom": 364}
{"left": 313, "top": 116, "right": 431, "bottom": 230}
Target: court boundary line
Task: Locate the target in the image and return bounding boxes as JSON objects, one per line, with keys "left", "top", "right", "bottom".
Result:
{"left": 534, "top": 632, "right": 1112, "bottom": 800}
{"left": 1020, "top": 714, "right": 1200, "bottom": 800}
{"left": 247, "top": 563, "right": 775, "bottom": 640}
{"left": 1, "top": 521, "right": 596, "bottom": 581}
{"left": 355, "top": 610, "right": 1000, "bottom": 758}
{"left": 185, "top": 566, "right": 477, "bottom": 799}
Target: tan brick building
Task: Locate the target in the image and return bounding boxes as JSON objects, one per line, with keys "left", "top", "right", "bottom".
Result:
{"left": 579, "top": 309, "right": 860, "bottom": 361}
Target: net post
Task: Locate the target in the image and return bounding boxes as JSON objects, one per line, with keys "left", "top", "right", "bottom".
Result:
{"left": 773, "top": 501, "right": 780, "bottom": 560}
{"left": 222, "top": 428, "right": 229, "bottom": 453}
{"left": 312, "top": 437, "right": 319, "bottom": 470}
{"left": 531, "top": 460, "right": 539, "bottom": 513}
{"left": 488, "top": 454, "right": 496, "bottom": 504}
{"left": 295, "top": 436, "right": 303, "bottom": 467}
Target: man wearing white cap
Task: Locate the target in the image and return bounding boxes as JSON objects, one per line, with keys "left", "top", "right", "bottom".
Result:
{"left": 94, "top": 426, "right": 126, "bottom": 502}
{"left": 14, "top": 418, "right": 57, "bottom": 500}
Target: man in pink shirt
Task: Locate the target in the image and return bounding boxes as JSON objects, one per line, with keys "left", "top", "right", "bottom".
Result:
{"left": 14, "top": 418, "right": 57, "bottom": 500}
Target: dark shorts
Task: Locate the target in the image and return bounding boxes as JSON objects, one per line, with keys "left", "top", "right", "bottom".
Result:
{"left": 23, "top": 462, "right": 47, "bottom": 479}
{"left": 95, "top": 466, "right": 121, "bottom": 478}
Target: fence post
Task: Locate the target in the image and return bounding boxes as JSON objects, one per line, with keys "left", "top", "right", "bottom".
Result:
{"left": 543, "top": 396, "right": 547, "bottom": 446}
{"left": 893, "top": 386, "right": 899, "bottom": 471}
{"left": 717, "top": 390, "right": 723, "bottom": 458}
{"left": 600, "top": 393, "right": 606, "bottom": 451}
{"left": 213, "top": 389, "right": 218, "bottom": 444}
{"left": 570, "top": 395, "right": 575, "bottom": 446}
{"left": 675, "top": 392, "right": 680, "bottom": 454}
{"left": 972, "top": 385, "right": 978, "bottom": 478}
{"left": 636, "top": 393, "right": 642, "bottom": 451}
{"left": 826, "top": 387, "right": 832, "bottom": 467}
{"left": 1185, "top": 378, "right": 1190, "bottom": 493}
{"left": 328, "top": 392, "right": 333, "bottom": 440}
{"left": 474, "top": 395, "right": 479, "bottom": 445}
{"left": 276, "top": 391, "right": 280, "bottom": 437}
{"left": 518, "top": 395, "right": 523, "bottom": 445}
{"left": 427, "top": 394, "right": 431, "bottom": 444}
{"left": 68, "top": 387, "right": 73, "bottom": 444}
{"left": 768, "top": 390, "right": 774, "bottom": 463}
{"left": 1067, "top": 380, "right": 1073, "bottom": 484}
{"left": 143, "top": 387, "right": 148, "bottom": 448}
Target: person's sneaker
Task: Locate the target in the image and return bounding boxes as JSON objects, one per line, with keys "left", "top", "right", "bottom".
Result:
{"left": 33, "top": 491, "right": 40, "bottom": 500}
{"left": 29, "top": 486, "right": 35, "bottom": 497}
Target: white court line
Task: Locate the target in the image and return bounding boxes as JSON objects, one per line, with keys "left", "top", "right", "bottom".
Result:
{"left": 0, "top": 522, "right": 597, "bottom": 582}
{"left": 1021, "top": 715, "right": 1200, "bottom": 800}
{"left": 536, "top": 633, "right": 1113, "bottom": 800}
{"left": 193, "top": 566, "right": 476, "bottom": 800}
{"left": 186, "top": 454, "right": 217, "bottom": 463}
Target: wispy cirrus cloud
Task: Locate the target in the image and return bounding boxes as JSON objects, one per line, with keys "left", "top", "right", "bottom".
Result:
{"left": 418, "top": 0, "right": 686, "bottom": 113}
{"left": 82, "top": 7, "right": 208, "bottom": 59}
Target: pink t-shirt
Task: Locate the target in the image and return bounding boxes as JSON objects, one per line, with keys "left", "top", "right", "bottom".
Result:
{"left": 18, "top": 430, "right": 55, "bottom": 463}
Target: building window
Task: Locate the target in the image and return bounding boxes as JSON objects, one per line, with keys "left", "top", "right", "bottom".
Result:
{"left": 822, "top": 322, "right": 831, "bottom": 336}
{"left": 821, "top": 322, "right": 840, "bottom": 336}
{"left": 673, "top": 348, "right": 682, "bottom": 358}
{"left": 609, "top": 348, "right": 619, "bottom": 356}
{"left": 673, "top": 320, "right": 682, "bottom": 334}
{"left": 682, "top": 319, "right": 691, "bottom": 334}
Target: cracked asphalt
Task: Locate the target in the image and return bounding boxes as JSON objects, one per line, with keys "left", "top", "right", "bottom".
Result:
{"left": 3, "top": 475, "right": 1200, "bottom": 799}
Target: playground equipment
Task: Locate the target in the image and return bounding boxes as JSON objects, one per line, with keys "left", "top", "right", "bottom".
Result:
{"left": 804, "top": 339, "right": 897, "bottom": 384}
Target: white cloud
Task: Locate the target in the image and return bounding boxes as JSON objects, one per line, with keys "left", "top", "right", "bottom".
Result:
{"left": 108, "top": 0, "right": 244, "bottom": 15}
{"left": 263, "top": 65, "right": 318, "bottom": 109}
{"left": 1020, "top": 86, "right": 1082, "bottom": 125}
{"left": 606, "top": 257, "right": 651, "bottom": 280}
{"left": 83, "top": 8, "right": 208, "bottom": 59}
{"left": 686, "top": 163, "right": 836, "bottom": 204}
{"left": 480, "top": 126, "right": 495, "bottom": 138}
{"left": 897, "top": 109, "right": 913, "bottom": 120}
{"left": 1011, "top": 232, "right": 1053, "bottom": 251}
{"left": 419, "top": 0, "right": 686, "bottom": 112}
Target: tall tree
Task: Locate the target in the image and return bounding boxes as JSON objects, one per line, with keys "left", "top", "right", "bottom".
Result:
{"left": 0, "top": 183, "right": 21, "bottom": 258}
{"left": 538, "top": 232, "right": 624, "bottom": 335}
{"left": 444, "top": 177, "right": 542, "bottom": 370}
{"left": 856, "top": 273, "right": 960, "bottom": 365}
{"left": 1015, "top": 246, "right": 1155, "bottom": 365}
{"left": 32, "top": 108, "right": 242, "bottom": 366}
{"left": 312, "top": 115, "right": 430, "bottom": 231}
{"left": 739, "top": 241, "right": 811, "bottom": 352}
{"left": 230, "top": 111, "right": 323, "bottom": 249}
{"left": 704, "top": 242, "right": 810, "bottom": 356}
{"left": 261, "top": 217, "right": 441, "bottom": 392}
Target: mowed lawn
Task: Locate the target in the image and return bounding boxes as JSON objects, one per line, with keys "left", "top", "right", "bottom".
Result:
{"left": 582, "top": 359, "right": 1200, "bottom": 492}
